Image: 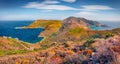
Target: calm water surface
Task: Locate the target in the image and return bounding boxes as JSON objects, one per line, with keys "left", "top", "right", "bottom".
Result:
{"left": 0, "top": 21, "right": 43, "bottom": 43}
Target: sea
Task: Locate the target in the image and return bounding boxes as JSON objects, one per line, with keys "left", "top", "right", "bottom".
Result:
{"left": 0, "top": 21, "right": 120, "bottom": 43}
{"left": 0, "top": 21, "right": 44, "bottom": 43}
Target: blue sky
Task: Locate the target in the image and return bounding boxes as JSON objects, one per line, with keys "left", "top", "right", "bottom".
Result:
{"left": 0, "top": 0, "right": 120, "bottom": 21}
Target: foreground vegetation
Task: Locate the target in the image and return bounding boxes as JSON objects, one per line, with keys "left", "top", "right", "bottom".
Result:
{"left": 0, "top": 35, "right": 120, "bottom": 64}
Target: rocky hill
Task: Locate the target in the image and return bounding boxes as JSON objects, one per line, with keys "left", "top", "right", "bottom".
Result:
{"left": 60, "top": 16, "right": 108, "bottom": 31}
{"left": 50, "top": 16, "right": 108, "bottom": 42}
{"left": 61, "top": 17, "right": 89, "bottom": 31}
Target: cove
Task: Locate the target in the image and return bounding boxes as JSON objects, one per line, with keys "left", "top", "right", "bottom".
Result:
{"left": 0, "top": 21, "right": 44, "bottom": 43}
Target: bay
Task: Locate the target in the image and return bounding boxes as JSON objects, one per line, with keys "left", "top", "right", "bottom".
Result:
{"left": 0, "top": 21, "right": 43, "bottom": 43}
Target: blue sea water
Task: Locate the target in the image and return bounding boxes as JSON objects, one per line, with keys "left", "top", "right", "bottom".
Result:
{"left": 0, "top": 21, "right": 44, "bottom": 43}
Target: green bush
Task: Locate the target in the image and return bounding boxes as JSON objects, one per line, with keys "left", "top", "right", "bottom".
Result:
{"left": 92, "top": 34, "right": 102, "bottom": 38}
{"left": 105, "top": 33, "right": 114, "bottom": 39}
{"left": 7, "top": 49, "right": 31, "bottom": 55}
{"left": 34, "top": 48, "right": 39, "bottom": 51}
{"left": 69, "top": 28, "right": 84, "bottom": 34}
{"left": 62, "top": 42, "right": 69, "bottom": 47}
{"left": 84, "top": 38, "right": 95, "bottom": 47}
{"left": 0, "top": 50, "right": 5, "bottom": 56}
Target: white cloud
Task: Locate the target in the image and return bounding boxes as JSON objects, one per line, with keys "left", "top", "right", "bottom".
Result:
{"left": 61, "top": 0, "right": 76, "bottom": 3}
{"left": 23, "top": 1, "right": 78, "bottom": 10}
{"left": 35, "top": 5, "right": 78, "bottom": 10}
{"left": 43, "top": 0, "right": 60, "bottom": 4}
{"left": 77, "top": 11, "right": 97, "bottom": 15}
{"left": 73, "top": 11, "right": 120, "bottom": 21}
{"left": 23, "top": 1, "right": 114, "bottom": 11}
{"left": 82, "top": 5, "right": 114, "bottom": 10}
{"left": 73, "top": 11, "right": 98, "bottom": 20}
{"left": 41, "top": 10, "right": 53, "bottom": 12}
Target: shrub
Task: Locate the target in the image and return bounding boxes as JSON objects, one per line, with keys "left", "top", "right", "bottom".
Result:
{"left": 92, "top": 34, "right": 102, "bottom": 38}
{"left": 62, "top": 43, "right": 69, "bottom": 47}
{"left": 105, "top": 33, "right": 114, "bottom": 39}
{"left": 7, "top": 49, "right": 31, "bottom": 55}
{"left": 69, "top": 28, "right": 86, "bottom": 35}
{"left": 84, "top": 38, "right": 95, "bottom": 47}
{"left": 0, "top": 50, "right": 5, "bottom": 56}
{"left": 63, "top": 54, "right": 86, "bottom": 64}
{"left": 37, "top": 46, "right": 48, "bottom": 50}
